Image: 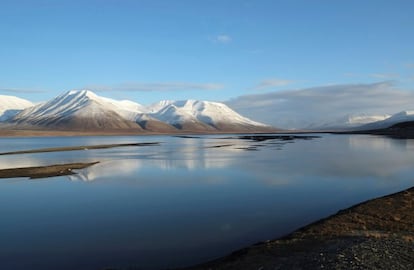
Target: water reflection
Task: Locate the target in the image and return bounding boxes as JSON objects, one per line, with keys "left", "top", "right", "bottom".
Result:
{"left": 348, "top": 135, "right": 394, "bottom": 150}
{"left": 0, "top": 135, "right": 310, "bottom": 178}
{"left": 69, "top": 159, "right": 143, "bottom": 181}
{"left": 1, "top": 134, "right": 414, "bottom": 270}
{"left": 1, "top": 135, "right": 414, "bottom": 187}
{"left": 67, "top": 136, "right": 319, "bottom": 180}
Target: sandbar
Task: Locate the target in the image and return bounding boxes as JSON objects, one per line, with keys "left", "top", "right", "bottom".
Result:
{"left": 0, "top": 162, "right": 99, "bottom": 179}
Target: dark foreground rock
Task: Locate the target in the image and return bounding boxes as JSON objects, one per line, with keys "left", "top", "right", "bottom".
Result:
{"left": 183, "top": 187, "right": 414, "bottom": 270}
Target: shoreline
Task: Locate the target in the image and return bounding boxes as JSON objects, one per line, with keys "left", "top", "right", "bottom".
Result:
{"left": 183, "top": 186, "right": 414, "bottom": 269}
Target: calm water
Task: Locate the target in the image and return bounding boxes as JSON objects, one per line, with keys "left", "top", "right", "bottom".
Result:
{"left": 0, "top": 134, "right": 414, "bottom": 269}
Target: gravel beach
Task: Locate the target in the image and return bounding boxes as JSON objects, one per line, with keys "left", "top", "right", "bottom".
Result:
{"left": 184, "top": 187, "right": 414, "bottom": 270}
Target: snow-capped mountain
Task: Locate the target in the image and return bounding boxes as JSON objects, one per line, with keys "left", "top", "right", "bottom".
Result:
{"left": 344, "top": 114, "right": 391, "bottom": 126}
{"left": 0, "top": 95, "right": 34, "bottom": 121}
{"left": 358, "top": 111, "right": 414, "bottom": 130}
{"left": 11, "top": 90, "right": 143, "bottom": 130}
{"left": 149, "top": 99, "right": 269, "bottom": 131}
{"left": 307, "top": 113, "right": 390, "bottom": 130}
{"left": 6, "top": 90, "right": 273, "bottom": 132}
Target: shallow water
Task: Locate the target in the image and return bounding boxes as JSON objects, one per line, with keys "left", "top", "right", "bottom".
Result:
{"left": 0, "top": 134, "right": 413, "bottom": 270}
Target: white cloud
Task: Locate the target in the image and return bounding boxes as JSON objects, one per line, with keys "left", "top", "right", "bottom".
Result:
{"left": 369, "top": 73, "right": 400, "bottom": 79}
{"left": 211, "top": 34, "right": 232, "bottom": 44}
{"left": 252, "top": 78, "right": 295, "bottom": 91}
{"left": 0, "top": 88, "right": 46, "bottom": 94}
{"left": 83, "top": 82, "right": 224, "bottom": 92}
{"left": 226, "top": 81, "right": 414, "bottom": 129}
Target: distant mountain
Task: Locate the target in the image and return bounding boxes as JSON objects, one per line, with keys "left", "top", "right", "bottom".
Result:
{"left": 357, "top": 111, "right": 414, "bottom": 130}
{"left": 307, "top": 113, "right": 390, "bottom": 130}
{"left": 0, "top": 95, "right": 34, "bottom": 121}
{"left": 343, "top": 120, "right": 414, "bottom": 139}
{"left": 5, "top": 90, "right": 274, "bottom": 133}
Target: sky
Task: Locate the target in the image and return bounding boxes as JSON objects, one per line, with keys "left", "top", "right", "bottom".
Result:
{"left": 1, "top": 0, "right": 414, "bottom": 127}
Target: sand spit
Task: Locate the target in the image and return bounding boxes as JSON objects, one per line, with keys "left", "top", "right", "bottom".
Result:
{"left": 184, "top": 187, "right": 414, "bottom": 270}
{"left": 0, "top": 142, "right": 159, "bottom": 156}
{"left": 0, "top": 162, "right": 99, "bottom": 179}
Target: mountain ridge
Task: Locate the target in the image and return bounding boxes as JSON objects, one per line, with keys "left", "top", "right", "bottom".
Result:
{"left": 306, "top": 113, "right": 391, "bottom": 130}
{"left": 356, "top": 110, "right": 414, "bottom": 131}
{"left": 1, "top": 90, "right": 275, "bottom": 133}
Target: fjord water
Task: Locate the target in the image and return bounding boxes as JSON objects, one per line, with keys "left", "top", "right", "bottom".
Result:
{"left": 0, "top": 134, "right": 414, "bottom": 270}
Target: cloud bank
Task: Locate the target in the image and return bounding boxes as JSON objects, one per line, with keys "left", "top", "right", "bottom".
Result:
{"left": 226, "top": 81, "right": 414, "bottom": 129}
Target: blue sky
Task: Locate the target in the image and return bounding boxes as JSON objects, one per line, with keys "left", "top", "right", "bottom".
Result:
{"left": 1, "top": 0, "right": 414, "bottom": 108}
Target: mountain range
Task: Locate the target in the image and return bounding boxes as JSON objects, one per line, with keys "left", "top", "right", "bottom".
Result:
{"left": 1, "top": 90, "right": 414, "bottom": 134}
{"left": 356, "top": 111, "right": 414, "bottom": 130}
{"left": 306, "top": 113, "right": 391, "bottom": 130}
{"left": 0, "top": 90, "right": 274, "bottom": 133}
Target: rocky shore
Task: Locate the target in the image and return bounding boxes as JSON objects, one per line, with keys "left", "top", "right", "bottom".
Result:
{"left": 184, "top": 187, "right": 414, "bottom": 270}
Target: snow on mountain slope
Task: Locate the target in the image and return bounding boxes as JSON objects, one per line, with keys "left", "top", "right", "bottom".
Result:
{"left": 9, "top": 90, "right": 273, "bottom": 132}
{"left": 307, "top": 113, "right": 390, "bottom": 130}
{"left": 150, "top": 99, "right": 269, "bottom": 130}
{"left": 133, "top": 113, "right": 178, "bottom": 132}
{"left": 0, "top": 95, "right": 34, "bottom": 121}
{"left": 13, "top": 90, "right": 99, "bottom": 122}
{"left": 346, "top": 114, "right": 391, "bottom": 125}
{"left": 98, "top": 96, "right": 147, "bottom": 121}
{"left": 12, "top": 90, "right": 142, "bottom": 129}
{"left": 15, "top": 90, "right": 146, "bottom": 121}
{"left": 147, "top": 100, "right": 175, "bottom": 113}
{"left": 358, "top": 110, "right": 414, "bottom": 130}
{"left": 386, "top": 111, "right": 414, "bottom": 122}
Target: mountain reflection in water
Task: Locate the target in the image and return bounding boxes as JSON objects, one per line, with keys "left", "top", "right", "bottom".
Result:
{"left": 0, "top": 134, "right": 413, "bottom": 270}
